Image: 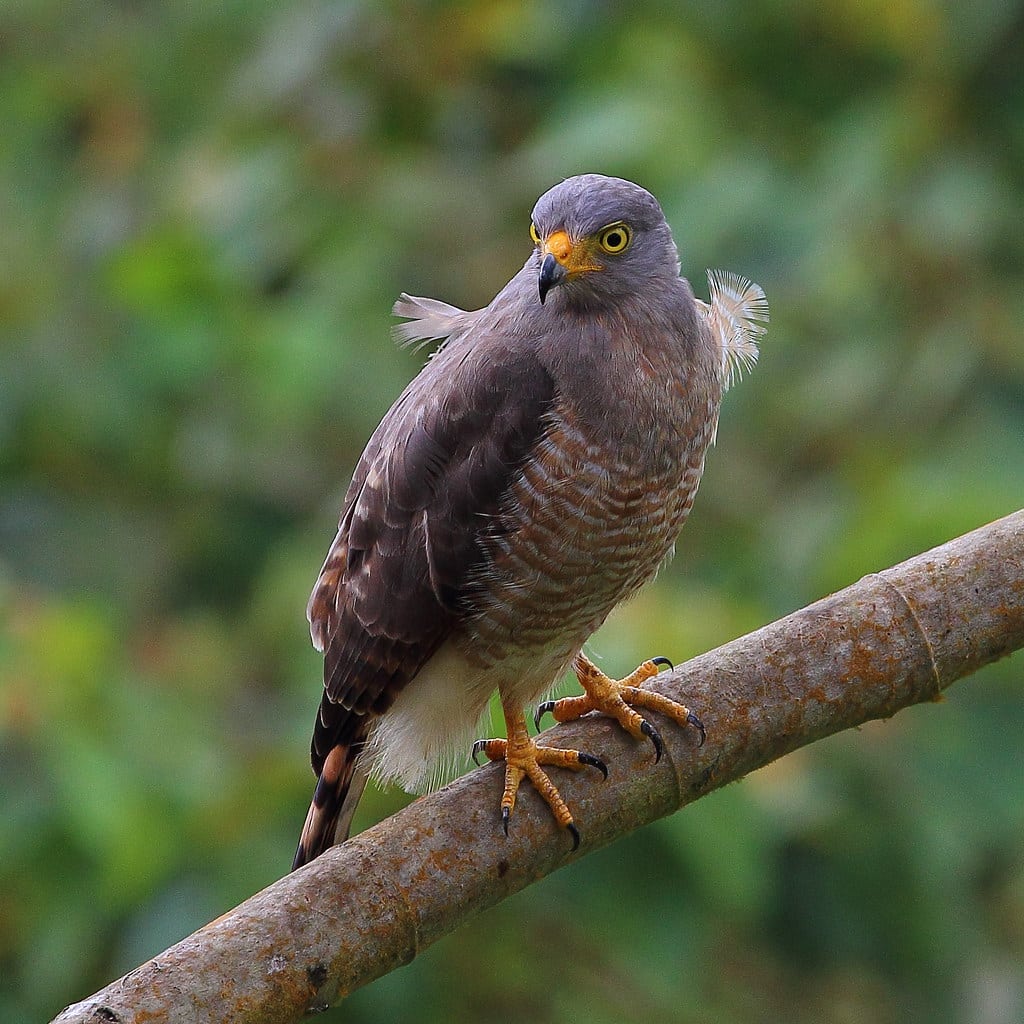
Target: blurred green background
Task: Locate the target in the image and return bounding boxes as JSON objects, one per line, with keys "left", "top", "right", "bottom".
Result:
{"left": 2, "top": 2, "right": 1023, "bottom": 1022}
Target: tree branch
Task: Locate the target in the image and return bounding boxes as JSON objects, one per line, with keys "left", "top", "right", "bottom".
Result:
{"left": 54, "top": 510, "right": 1024, "bottom": 1024}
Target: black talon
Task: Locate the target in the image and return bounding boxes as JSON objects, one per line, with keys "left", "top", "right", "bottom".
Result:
{"left": 687, "top": 712, "right": 707, "bottom": 747}
{"left": 567, "top": 822, "right": 581, "bottom": 851}
{"left": 471, "top": 739, "right": 487, "bottom": 766}
{"left": 534, "top": 700, "right": 555, "bottom": 731}
{"left": 577, "top": 752, "right": 608, "bottom": 779}
{"left": 641, "top": 719, "right": 664, "bottom": 763}
{"left": 501, "top": 806, "right": 510, "bottom": 836}
{"left": 651, "top": 656, "right": 674, "bottom": 671}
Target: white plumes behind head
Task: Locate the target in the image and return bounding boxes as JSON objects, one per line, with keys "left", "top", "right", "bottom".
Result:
{"left": 392, "top": 293, "right": 468, "bottom": 350}
{"left": 704, "top": 270, "right": 769, "bottom": 391}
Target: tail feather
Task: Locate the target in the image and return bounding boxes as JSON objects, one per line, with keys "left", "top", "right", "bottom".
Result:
{"left": 292, "top": 730, "right": 370, "bottom": 871}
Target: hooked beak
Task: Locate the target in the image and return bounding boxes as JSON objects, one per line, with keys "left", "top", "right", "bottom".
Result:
{"left": 538, "top": 253, "right": 567, "bottom": 304}
{"left": 536, "top": 228, "right": 599, "bottom": 304}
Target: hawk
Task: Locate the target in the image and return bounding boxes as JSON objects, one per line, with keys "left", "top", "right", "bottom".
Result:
{"left": 293, "top": 174, "right": 767, "bottom": 869}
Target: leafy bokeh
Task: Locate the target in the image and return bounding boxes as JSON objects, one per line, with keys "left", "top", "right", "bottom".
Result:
{"left": 2, "top": 2, "right": 1022, "bottom": 1022}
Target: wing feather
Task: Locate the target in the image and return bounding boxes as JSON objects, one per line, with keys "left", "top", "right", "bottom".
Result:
{"left": 701, "top": 270, "right": 769, "bottom": 391}
{"left": 391, "top": 293, "right": 478, "bottom": 350}
{"left": 305, "top": 321, "right": 555, "bottom": 777}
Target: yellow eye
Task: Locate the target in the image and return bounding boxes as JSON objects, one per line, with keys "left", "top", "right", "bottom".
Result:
{"left": 598, "top": 222, "right": 632, "bottom": 254}
{"left": 529, "top": 222, "right": 541, "bottom": 245}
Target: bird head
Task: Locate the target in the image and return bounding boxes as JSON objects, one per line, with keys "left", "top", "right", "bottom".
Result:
{"left": 529, "top": 174, "right": 680, "bottom": 305}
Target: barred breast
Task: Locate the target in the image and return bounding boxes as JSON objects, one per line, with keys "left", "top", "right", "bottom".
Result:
{"left": 461, "top": 383, "right": 718, "bottom": 708}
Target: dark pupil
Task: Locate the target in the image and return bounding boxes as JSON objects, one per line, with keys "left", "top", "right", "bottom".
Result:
{"left": 606, "top": 231, "right": 622, "bottom": 248}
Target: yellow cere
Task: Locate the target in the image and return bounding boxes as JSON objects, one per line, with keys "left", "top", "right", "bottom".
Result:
{"left": 542, "top": 229, "right": 573, "bottom": 262}
{"left": 533, "top": 223, "right": 630, "bottom": 276}
{"left": 535, "top": 229, "right": 597, "bottom": 277}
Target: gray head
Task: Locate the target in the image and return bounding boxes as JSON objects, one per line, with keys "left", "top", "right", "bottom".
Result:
{"left": 529, "top": 174, "right": 680, "bottom": 306}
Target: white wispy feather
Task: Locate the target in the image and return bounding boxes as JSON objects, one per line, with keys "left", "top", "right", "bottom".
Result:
{"left": 392, "top": 293, "right": 470, "bottom": 350}
{"left": 699, "top": 270, "right": 769, "bottom": 391}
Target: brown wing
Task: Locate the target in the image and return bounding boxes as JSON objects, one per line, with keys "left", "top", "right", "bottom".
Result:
{"left": 311, "top": 340, "right": 556, "bottom": 744}
{"left": 293, "top": 331, "right": 555, "bottom": 868}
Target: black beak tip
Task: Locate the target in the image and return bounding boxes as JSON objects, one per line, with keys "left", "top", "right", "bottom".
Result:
{"left": 538, "top": 253, "right": 563, "bottom": 305}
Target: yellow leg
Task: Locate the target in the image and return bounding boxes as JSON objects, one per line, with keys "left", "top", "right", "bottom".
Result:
{"left": 535, "top": 652, "right": 705, "bottom": 761}
{"left": 472, "top": 694, "right": 607, "bottom": 849}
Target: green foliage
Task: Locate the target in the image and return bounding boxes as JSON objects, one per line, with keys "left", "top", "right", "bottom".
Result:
{"left": 2, "top": 2, "right": 1022, "bottom": 1022}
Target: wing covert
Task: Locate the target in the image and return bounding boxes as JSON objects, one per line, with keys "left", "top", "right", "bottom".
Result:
{"left": 306, "top": 329, "right": 556, "bottom": 773}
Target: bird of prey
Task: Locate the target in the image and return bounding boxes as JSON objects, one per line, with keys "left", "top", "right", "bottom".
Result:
{"left": 293, "top": 173, "right": 767, "bottom": 870}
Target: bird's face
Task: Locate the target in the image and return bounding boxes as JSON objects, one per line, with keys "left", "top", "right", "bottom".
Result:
{"left": 529, "top": 174, "right": 679, "bottom": 306}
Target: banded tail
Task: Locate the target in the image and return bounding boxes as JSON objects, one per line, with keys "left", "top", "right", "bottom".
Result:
{"left": 291, "top": 716, "right": 370, "bottom": 871}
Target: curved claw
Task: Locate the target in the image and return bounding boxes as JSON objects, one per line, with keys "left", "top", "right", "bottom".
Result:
{"left": 534, "top": 700, "right": 556, "bottom": 732}
{"left": 651, "top": 656, "right": 674, "bottom": 671}
{"left": 567, "top": 822, "right": 581, "bottom": 852}
{"left": 577, "top": 752, "right": 608, "bottom": 779}
{"left": 501, "top": 805, "right": 510, "bottom": 837}
{"left": 687, "top": 711, "right": 707, "bottom": 747}
{"left": 641, "top": 719, "right": 664, "bottom": 763}
{"left": 471, "top": 739, "right": 487, "bottom": 766}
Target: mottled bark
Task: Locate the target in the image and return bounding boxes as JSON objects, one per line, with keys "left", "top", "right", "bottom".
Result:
{"left": 54, "top": 510, "right": 1024, "bottom": 1024}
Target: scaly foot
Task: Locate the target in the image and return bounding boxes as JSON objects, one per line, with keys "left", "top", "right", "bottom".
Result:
{"left": 535, "top": 652, "right": 705, "bottom": 761}
{"left": 473, "top": 701, "right": 606, "bottom": 850}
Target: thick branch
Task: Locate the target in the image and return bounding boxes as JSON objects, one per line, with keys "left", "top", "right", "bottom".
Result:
{"left": 55, "top": 510, "right": 1024, "bottom": 1024}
